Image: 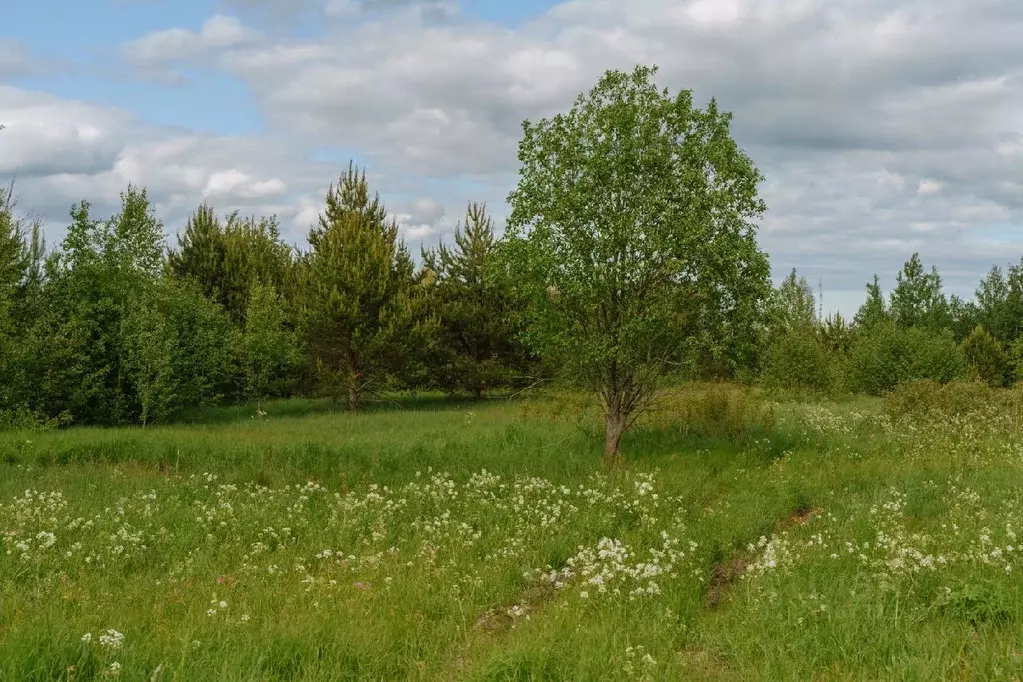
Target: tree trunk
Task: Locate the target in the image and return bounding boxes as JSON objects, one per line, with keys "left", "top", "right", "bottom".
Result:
{"left": 472, "top": 385, "right": 483, "bottom": 400}
{"left": 347, "top": 386, "right": 359, "bottom": 411}
{"left": 604, "top": 406, "right": 626, "bottom": 467}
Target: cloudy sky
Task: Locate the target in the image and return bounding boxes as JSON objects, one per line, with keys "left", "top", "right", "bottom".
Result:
{"left": 2, "top": 0, "right": 1022, "bottom": 315}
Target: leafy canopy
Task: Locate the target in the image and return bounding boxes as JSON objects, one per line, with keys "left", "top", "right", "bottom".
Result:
{"left": 503, "top": 64, "right": 771, "bottom": 462}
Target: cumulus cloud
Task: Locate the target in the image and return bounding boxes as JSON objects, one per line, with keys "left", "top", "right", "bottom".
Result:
{"left": 121, "top": 14, "right": 260, "bottom": 82}
{"left": 6, "top": 0, "right": 1023, "bottom": 314}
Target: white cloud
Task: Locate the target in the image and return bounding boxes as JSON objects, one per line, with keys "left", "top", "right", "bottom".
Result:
{"left": 5, "top": 0, "right": 1023, "bottom": 316}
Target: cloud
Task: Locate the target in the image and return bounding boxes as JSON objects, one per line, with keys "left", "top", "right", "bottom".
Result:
{"left": 8, "top": 0, "right": 1023, "bottom": 315}
{"left": 121, "top": 14, "right": 260, "bottom": 81}
{"left": 0, "top": 39, "right": 67, "bottom": 81}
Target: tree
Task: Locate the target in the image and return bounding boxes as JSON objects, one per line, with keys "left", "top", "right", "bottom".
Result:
{"left": 169, "top": 205, "right": 293, "bottom": 325}
{"left": 889, "top": 253, "right": 949, "bottom": 330}
{"left": 960, "top": 325, "right": 1009, "bottom": 387}
{"left": 422, "top": 202, "right": 530, "bottom": 397}
{"left": 973, "top": 262, "right": 1023, "bottom": 346}
{"left": 769, "top": 268, "right": 816, "bottom": 336}
{"left": 503, "top": 65, "right": 771, "bottom": 465}
{"left": 168, "top": 202, "right": 225, "bottom": 301}
{"left": 854, "top": 275, "right": 889, "bottom": 328}
{"left": 242, "top": 281, "right": 300, "bottom": 410}
{"left": 300, "top": 162, "right": 423, "bottom": 410}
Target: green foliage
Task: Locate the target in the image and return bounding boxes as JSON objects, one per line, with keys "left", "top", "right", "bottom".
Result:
{"left": 853, "top": 275, "right": 888, "bottom": 329}
{"left": 973, "top": 262, "right": 1023, "bottom": 345}
{"left": 883, "top": 379, "right": 1006, "bottom": 423}
{"left": 503, "top": 64, "right": 771, "bottom": 462}
{"left": 243, "top": 282, "right": 300, "bottom": 404}
{"left": 960, "top": 325, "right": 1009, "bottom": 387}
{"left": 761, "top": 329, "right": 836, "bottom": 395}
{"left": 845, "top": 323, "right": 968, "bottom": 396}
{"left": 421, "top": 202, "right": 531, "bottom": 397}
{"left": 818, "top": 312, "right": 853, "bottom": 355}
{"left": 889, "top": 253, "right": 949, "bottom": 330}
{"left": 768, "top": 269, "right": 816, "bottom": 336}
{"left": 169, "top": 204, "right": 293, "bottom": 325}
{"left": 645, "top": 382, "right": 777, "bottom": 440}
{"left": 300, "top": 163, "right": 426, "bottom": 410}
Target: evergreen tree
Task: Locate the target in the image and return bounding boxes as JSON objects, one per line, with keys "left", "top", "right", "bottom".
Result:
{"left": 961, "top": 325, "right": 1009, "bottom": 387}
{"left": 169, "top": 205, "right": 293, "bottom": 325}
{"left": 300, "top": 162, "right": 423, "bottom": 410}
{"left": 168, "top": 202, "right": 225, "bottom": 301}
{"left": 853, "top": 274, "right": 889, "bottom": 328}
{"left": 422, "top": 202, "right": 529, "bottom": 397}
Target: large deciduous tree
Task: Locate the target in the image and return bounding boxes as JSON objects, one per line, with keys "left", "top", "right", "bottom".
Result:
{"left": 503, "top": 65, "right": 771, "bottom": 465}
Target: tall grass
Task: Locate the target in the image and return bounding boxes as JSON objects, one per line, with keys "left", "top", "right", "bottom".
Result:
{"left": 4, "top": 384, "right": 1023, "bottom": 679}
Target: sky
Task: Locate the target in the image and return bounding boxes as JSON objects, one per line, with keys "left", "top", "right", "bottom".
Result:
{"left": 2, "top": 0, "right": 1023, "bottom": 317}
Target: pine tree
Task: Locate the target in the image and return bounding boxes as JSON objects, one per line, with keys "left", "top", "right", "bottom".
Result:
{"left": 169, "top": 205, "right": 294, "bottom": 325}
{"left": 300, "top": 162, "right": 421, "bottom": 410}
{"left": 168, "top": 202, "right": 225, "bottom": 301}
{"left": 961, "top": 325, "right": 1009, "bottom": 387}
{"left": 854, "top": 274, "right": 888, "bottom": 329}
{"left": 422, "top": 202, "right": 529, "bottom": 398}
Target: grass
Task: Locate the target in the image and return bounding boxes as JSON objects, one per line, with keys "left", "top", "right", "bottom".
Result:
{"left": 4, "top": 384, "right": 1023, "bottom": 680}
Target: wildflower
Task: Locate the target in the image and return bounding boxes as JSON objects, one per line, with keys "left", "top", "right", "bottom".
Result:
{"left": 81, "top": 633, "right": 92, "bottom": 644}
{"left": 107, "top": 661, "right": 121, "bottom": 676}
{"left": 99, "top": 629, "right": 124, "bottom": 650}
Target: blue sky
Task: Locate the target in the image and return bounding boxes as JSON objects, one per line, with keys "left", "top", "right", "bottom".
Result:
{"left": 2, "top": 0, "right": 1022, "bottom": 317}
{"left": 4, "top": 0, "right": 559, "bottom": 134}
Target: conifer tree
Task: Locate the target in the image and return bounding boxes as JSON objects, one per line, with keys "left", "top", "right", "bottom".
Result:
{"left": 422, "top": 202, "right": 529, "bottom": 398}
{"left": 961, "top": 324, "right": 1009, "bottom": 387}
{"left": 300, "top": 162, "right": 422, "bottom": 410}
{"left": 168, "top": 202, "right": 225, "bottom": 301}
{"left": 854, "top": 274, "right": 888, "bottom": 328}
{"left": 169, "top": 205, "right": 293, "bottom": 325}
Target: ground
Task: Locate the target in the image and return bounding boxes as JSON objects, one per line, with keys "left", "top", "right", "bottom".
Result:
{"left": 3, "top": 385, "right": 1023, "bottom": 680}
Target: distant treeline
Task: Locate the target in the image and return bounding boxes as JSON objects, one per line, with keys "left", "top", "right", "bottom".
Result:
{"left": 0, "top": 165, "right": 1018, "bottom": 429}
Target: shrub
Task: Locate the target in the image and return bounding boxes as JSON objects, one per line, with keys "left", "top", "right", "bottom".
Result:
{"left": 761, "top": 329, "right": 836, "bottom": 395}
{"left": 647, "top": 382, "right": 776, "bottom": 439}
{"left": 845, "top": 324, "right": 968, "bottom": 396}
{"left": 883, "top": 379, "right": 1000, "bottom": 421}
{"left": 960, "top": 325, "right": 1009, "bottom": 387}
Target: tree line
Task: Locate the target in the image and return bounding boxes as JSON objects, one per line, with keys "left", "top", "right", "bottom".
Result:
{"left": 762, "top": 254, "right": 1023, "bottom": 397}
{"left": 1, "top": 65, "right": 1020, "bottom": 463}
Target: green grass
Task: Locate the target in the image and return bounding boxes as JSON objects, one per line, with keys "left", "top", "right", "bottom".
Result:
{"left": 4, "top": 388, "right": 1023, "bottom": 680}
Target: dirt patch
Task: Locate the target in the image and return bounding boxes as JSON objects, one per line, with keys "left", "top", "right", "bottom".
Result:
{"left": 784, "top": 503, "right": 821, "bottom": 527}
{"left": 704, "top": 503, "right": 823, "bottom": 610}
{"left": 705, "top": 556, "right": 748, "bottom": 609}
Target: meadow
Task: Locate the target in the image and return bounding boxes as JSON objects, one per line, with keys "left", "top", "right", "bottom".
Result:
{"left": 4, "top": 382, "right": 1023, "bottom": 680}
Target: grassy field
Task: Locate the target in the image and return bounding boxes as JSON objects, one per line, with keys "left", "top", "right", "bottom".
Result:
{"left": 4, "top": 384, "right": 1023, "bottom": 680}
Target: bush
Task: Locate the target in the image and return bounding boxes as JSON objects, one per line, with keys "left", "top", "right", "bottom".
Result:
{"left": 846, "top": 324, "right": 968, "bottom": 396}
{"left": 883, "top": 379, "right": 1001, "bottom": 421}
{"left": 760, "top": 329, "right": 837, "bottom": 395}
{"left": 961, "top": 325, "right": 1009, "bottom": 387}
{"left": 647, "top": 382, "right": 777, "bottom": 439}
